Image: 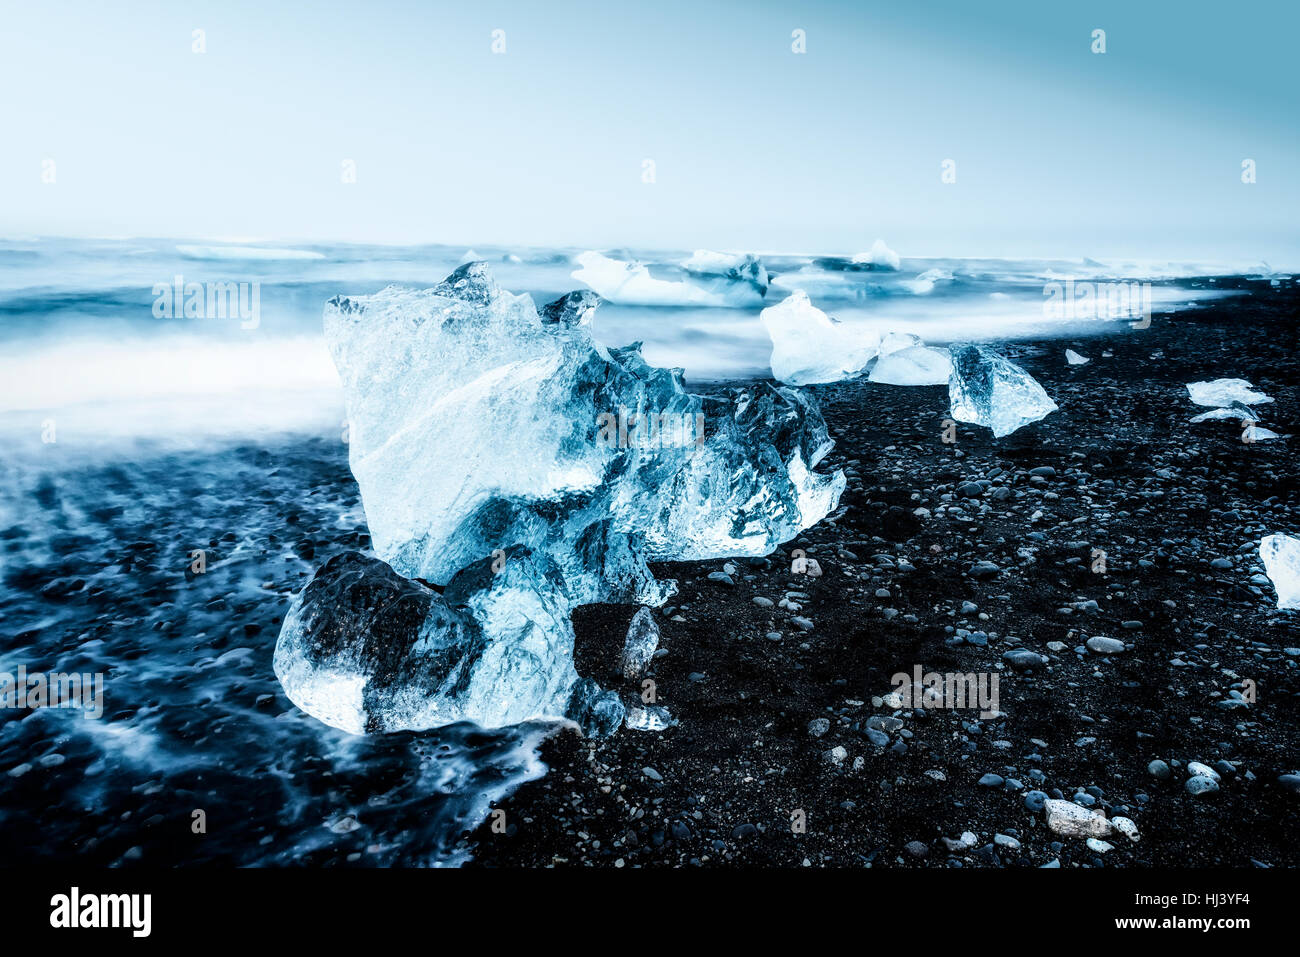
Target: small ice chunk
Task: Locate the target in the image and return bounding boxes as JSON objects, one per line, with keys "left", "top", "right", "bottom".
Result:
{"left": 1190, "top": 402, "right": 1259, "bottom": 423}
{"left": 1065, "top": 349, "right": 1090, "bottom": 366}
{"left": 572, "top": 251, "right": 763, "bottom": 307}
{"left": 868, "top": 346, "right": 953, "bottom": 385}
{"left": 680, "top": 250, "right": 769, "bottom": 294}
{"left": 1260, "top": 533, "right": 1300, "bottom": 610}
{"left": 760, "top": 291, "right": 879, "bottom": 385}
{"left": 948, "top": 344, "right": 1058, "bottom": 438}
{"left": 1186, "top": 378, "right": 1273, "bottom": 407}
{"left": 1243, "top": 426, "right": 1281, "bottom": 442}
{"left": 901, "top": 268, "right": 953, "bottom": 295}
{"left": 850, "top": 238, "right": 900, "bottom": 271}
{"left": 621, "top": 607, "right": 660, "bottom": 680}
{"left": 625, "top": 703, "right": 675, "bottom": 731}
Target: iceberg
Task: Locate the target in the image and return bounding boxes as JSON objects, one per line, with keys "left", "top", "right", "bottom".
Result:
{"left": 760, "top": 291, "right": 880, "bottom": 385}
{"left": 680, "top": 250, "right": 769, "bottom": 295}
{"left": 276, "top": 263, "right": 843, "bottom": 736}
{"left": 1259, "top": 533, "right": 1300, "bottom": 610}
{"left": 572, "top": 251, "right": 764, "bottom": 308}
{"left": 850, "top": 239, "right": 901, "bottom": 271}
{"left": 1186, "top": 378, "right": 1273, "bottom": 407}
{"left": 948, "top": 344, "right": 1058, "bottom": 438}
{"left": 868, "top": 346, "right": 953, "bottom": 385}
{"left": 1065, "top": 349, "right": 1090, "bottom": 366}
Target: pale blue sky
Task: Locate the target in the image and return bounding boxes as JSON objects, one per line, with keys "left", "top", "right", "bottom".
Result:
{"left": 2, "top": 0, "right": 1296, "bottom": 262}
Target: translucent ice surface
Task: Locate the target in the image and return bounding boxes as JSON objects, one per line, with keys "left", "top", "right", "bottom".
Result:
{"left": 948, "top": 344, "right": 1058, "bottom": 438}
{"left": 868, "top": 345, "right": 953, "bottom": 385}
{"left": 760, "top": 291, "right": 880, "bottom": 385}
{"left": 850, "top": 239, "right": 900, "bottom": 271}
{"left": 1259, "top": 533, "right": 1300, "bottom": 610}
{"left": 1186, "top": 378, "right": 1273, "bottom": 407}
{"left": 620, "top": 607, "right": 660, "bottom": 680}
{"left": 572, "top": 251, "right": 763, "bottom": 307}
{"left": 277, "top": 264, "right": 843, "bottom": 735}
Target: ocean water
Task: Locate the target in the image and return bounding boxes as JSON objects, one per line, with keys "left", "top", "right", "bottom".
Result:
{"left": 0, "top": 236, "right": 1260, "bottom": 865}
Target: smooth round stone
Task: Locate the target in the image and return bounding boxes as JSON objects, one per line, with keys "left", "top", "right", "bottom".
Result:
{"left": 1148, "top": 759, "right": 1171, "bottom": 780}
{"left": 978, "top": 773, "right": 1005, "bottom": 788}
{"left": 1187, "top": 761, "right": 1220, "bottom": 782}
{"left": 1186, "top": 775, "right": 1219, "bottom": 796}
{"left": 1024, "top": 790, "right": 1049, "bottom": 812}
{"left": 1086, "top": 636, "right": 1126, "bottom": 654}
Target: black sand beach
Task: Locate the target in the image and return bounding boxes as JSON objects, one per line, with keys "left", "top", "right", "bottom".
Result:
{"left": 466, "top": 278, "right": 1300, "bottom": 868}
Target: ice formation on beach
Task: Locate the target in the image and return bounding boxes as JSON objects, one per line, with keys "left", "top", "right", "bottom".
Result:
{"left": 901, "top": 268, "right": 954, "bottom": 295}
{"left": 947, "top": 345, "right": 1058, "bottom": 437}
{"left": 868, "top": 345, "right": 953, "bottom": 385}
{"left": 1259, "top": 533, "right": 1300, "bottom": 610}
{"left": 1186, "top": 378, "right": 1273, "bottom": 407}
{"left": 760, "top": 291, "right": 880, "bottom": 385}
{"left": 850, "top": 239, "right": 900, "bottom": 271}
{"left": 275, "top": 263, "right": 843, "bottom": 735}
{"left": 680, "top": 250, "right": 769, "bottom": 294}
{"left": 572, "top": 251, "right": 764, "bottom": 307}
{"left": 1065, "top": 349, "right": 1090, "bottom": 366}
{"left": 1190, "top": 403, "right": 1258, "bottom": 424}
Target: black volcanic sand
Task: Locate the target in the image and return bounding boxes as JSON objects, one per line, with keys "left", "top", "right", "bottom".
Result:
{"left": 467, "top": 278, "right": 1300, "bottom": 868}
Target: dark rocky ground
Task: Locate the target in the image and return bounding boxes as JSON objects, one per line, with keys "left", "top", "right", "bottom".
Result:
{"left": 467, "top": 278, "right": 1300, "bottom": 868}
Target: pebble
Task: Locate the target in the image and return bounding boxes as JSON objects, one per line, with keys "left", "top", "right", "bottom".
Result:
{"left": 1086, "top": 636, "right": 1126, "bottom": 654}
{"left": 1185, "top": 775, "right": 1219, "bottom": 796}
{"left": 1148, "top": 759, "right": 1171, "bottom": 780}
{"left": 1044, "top": 798, "right": 1113, "bottom": 837}
{"left": 807, "top": 717, "right": 830, "bottom": 737}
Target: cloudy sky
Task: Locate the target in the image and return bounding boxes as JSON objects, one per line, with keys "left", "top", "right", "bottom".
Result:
{"left": 2, "top": 0, "right": 1297, "bottom": 262}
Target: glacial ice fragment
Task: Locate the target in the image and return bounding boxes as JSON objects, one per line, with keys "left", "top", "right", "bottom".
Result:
{"left": 868, "top": 346, "right": 953, "bottom": 385}
{"left": 625, "top": 704, "right": 675, "bottom": 732}
{"left": 850, "top": 239, "right": 900, "bottom": 271}
{"left": 1190, "top": 402, "right": 1258, "bottom": 423}
{"left": 273, "top": 550, "right": 624, "bottom": 735}
{"left": 620, "top": 607, "right": 660, "bottom": 680}
{"left": 1186, "top": 378, "right": 1273, "bottom": 407}
{"left": 1260, "top": 533, "right": 1300, "bottom": 610}
{"left": 680, "top": 250, "right": 769, "bottom": 295}
{"left": 1065, "top": 349, "right": 1090, "bottom": 366}
{"left": 277, "top": 263, "right": 843, "bottom": 736}
{"left": 572, "top": 251, "right": 763, "bottom": 307}
{"left": 760, "top": 291, "right": 880, "bottom": 385}
{"left": 947, "top": 345, "right": 1058, "bottom": 438}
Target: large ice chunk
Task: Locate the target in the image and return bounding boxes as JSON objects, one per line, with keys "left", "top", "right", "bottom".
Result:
{"left": 948, "top": 344, "right": 1058, "bottom": 438}
{"left": 572, "top": 251, "right": 763, "bottom": 307}
{"left": 274, "top": 551, "right": 623, "bottom": 735}
{"left": 760, "top": 291, "right": 880, "bottom": 385}
{"left": 1259, "top": 533, "right": 1300, "bottom": 610}
{"left": 1186, "top": 378, "right": 1273, "bottom": 407}
{"left": 277, "top": 264, "right": 843, "bottom": 735}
